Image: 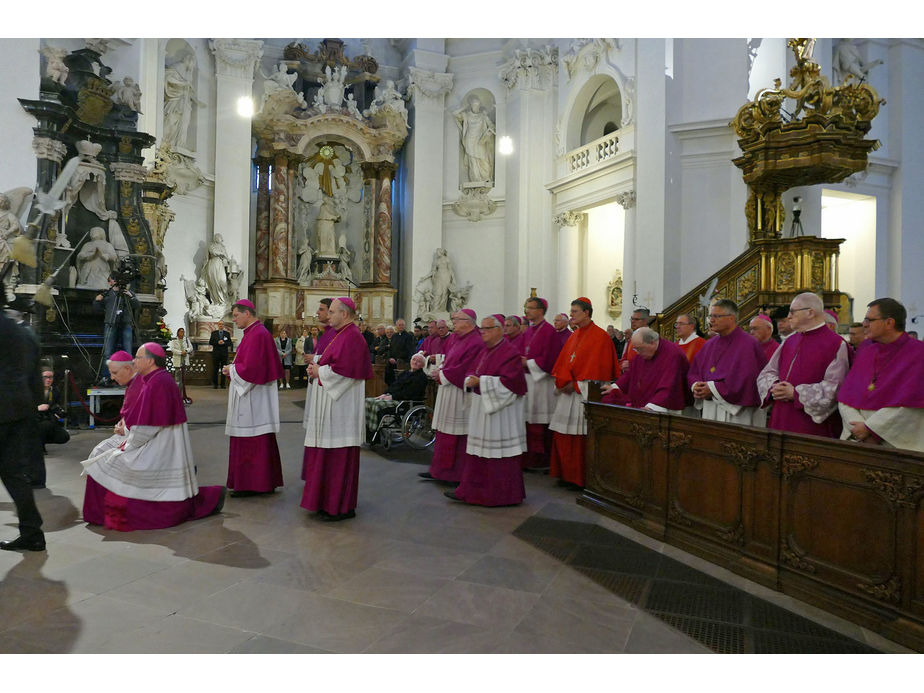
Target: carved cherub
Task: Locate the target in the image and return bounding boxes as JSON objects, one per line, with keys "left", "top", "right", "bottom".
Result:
{"left": 40, "top": 45, "right": 69, "bottom": 86}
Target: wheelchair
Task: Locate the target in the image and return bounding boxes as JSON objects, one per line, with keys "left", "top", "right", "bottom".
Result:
{"left": 367, "top": 399, "right": 435, "bottom": 451}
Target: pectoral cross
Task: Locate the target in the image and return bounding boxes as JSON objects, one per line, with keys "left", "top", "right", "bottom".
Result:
{"left": 570, "top": 352, "right": 576, "bottom": 362}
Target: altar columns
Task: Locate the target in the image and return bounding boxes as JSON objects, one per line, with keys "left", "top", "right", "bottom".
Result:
{"left": 554, "top": 210, "right": 583, "bottom": 305}
{"left": 208, "top": 39, "right": 263, "bottom": 295}
{"left": 254, "top": 158, "right": 270, "bottom": 281}
{"left": 361, "top": 161, "right": 397, "bottom": 287}
{"left": 270, "top": 152, "right": 291, "bottom": 280}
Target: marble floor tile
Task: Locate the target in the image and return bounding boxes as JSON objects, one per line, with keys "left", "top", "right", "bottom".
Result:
{"left": 229, "top": 634, "right": 332, "bottom": 654}
{"left": 324, "top": 566, "right": 448, "bottom": 611}
{"left": 364, "top": 613, "right": 505, "bottom": 654}
{"left": 106, "top": 613, "right": 255, "bottom": 654}
{"left": 414, "top": 580, "right": 539, "bottom": 631}
{"left": 513, "top": 595, "right": 636, "bottom": 652}
{"left": 455, "top": 554, "right": 562, "bottom": 594}
{"left": 258, "top": 592, "right": 411, "bottom": 653}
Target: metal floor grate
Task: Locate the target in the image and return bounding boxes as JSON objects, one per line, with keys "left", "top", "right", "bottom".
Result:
{"left": 514, "top": 516, "right": 880, "bottom": 654}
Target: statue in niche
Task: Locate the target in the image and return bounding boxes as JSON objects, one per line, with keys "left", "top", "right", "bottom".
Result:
{"left": 111, "top": 76, "right": 143, "bottom": 112}
{"left": 75, "top": 227, "right": 118, "bottom": 290}
{"left": 315, "top": 197, "right": 341, "bottom": 257}
{"left": 313, "top": 65, "right": 347, "bottom": 113}
{"left": 163, "top": 54, "right": 197, "bottom": 150}
{"left": 833, "top": 39, "right": 883, "bottom": 84}
{"left": 453, "top": 96, "right": 496, "bottom": 185}
{"left": 40, "top": 45, "right": 69, "bottom": 86}
{"left": 203, "top": 233, "right": 231, "bottom": 309}
{"left": 414, "top": 248, "right": 472, "bottom": 316}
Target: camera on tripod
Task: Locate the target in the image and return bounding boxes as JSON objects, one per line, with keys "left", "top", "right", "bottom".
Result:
{"left": 111, "top": 256, "right": 140, "bottom": 288}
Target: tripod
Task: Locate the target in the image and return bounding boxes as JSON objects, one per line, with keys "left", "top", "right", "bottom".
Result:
{"left": 95, "top": 283, "right": 138, "bottom": 385}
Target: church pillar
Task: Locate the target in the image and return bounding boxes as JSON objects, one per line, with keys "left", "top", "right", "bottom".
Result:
{"left": 499, "top": 46, "right": 558, "bottom": 308}
{"left": 616, "top": 190, "right": 637, "bottom": 328}
{"left": 270, "top": 153, "right": 290, "bottom": 280}
{"left": 208, "top": 38, "right": 263, "bottom": 296}
{"left": 554, "top": 211, "right": 583, "bottom": 305}
{"left": 254, "top": 158, "right": 271, "bottom": 281}
{"left": 403, "top": 65, "right": 453, "bottom": 319}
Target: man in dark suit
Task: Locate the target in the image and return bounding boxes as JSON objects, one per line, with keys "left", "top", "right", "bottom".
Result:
{"left": 209, "top": 320, "right": 232, "bottom": 388}
{"left": 0, "top": 310, "right": 45, "bottom": 551}
{"left": 386, "top": 318, "right": 415, "bottom": 386}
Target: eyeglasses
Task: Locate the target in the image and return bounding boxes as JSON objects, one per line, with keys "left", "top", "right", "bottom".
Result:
{"left": 479, "top": 326, "right": 502, "bottom": 331}
{"left": 674, "top": 322, "right": 691, "bottom": 326}
{"left": 789, "top": 307, "right": 812, "bottom": 315}
{"left": 707, "top": 313, "right": 733, "bottom": 320}
{"left": 862, "top": 316, "right": 886, "bottom": 324}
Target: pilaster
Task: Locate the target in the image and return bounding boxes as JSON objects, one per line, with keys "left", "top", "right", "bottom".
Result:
{"left": 209, "top": 38, "right": 263, "bottom": 298}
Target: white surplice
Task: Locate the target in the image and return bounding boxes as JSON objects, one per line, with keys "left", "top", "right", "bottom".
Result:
{"left": 838, "top": 403, "right": 924, "bottom": 452}
{"left": 525, "top": 358, "right": 556, "bottom": 425}
{"left": 466, "top": 375, "right": 527, "bottom": 458}
{"left": 225, "top": 364, "right": 280, "bottom": 437}
{"left": 303, "top": 365, "right": 365, "bottom": 448}
{"left": 432, "top": 371, "right": 471, "bottom": 435}
{"left": 81, "top": 423, "right": 198, "bottom": 501}
{"left": 548, "top": 380, "right": 593, "bottom": 436}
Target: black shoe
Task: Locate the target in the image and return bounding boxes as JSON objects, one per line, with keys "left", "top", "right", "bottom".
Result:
{"left": 30, "top": 483, "right": 46, "bottom": 490}
{"left": 0, "top": 536, "right": 46, "bottom": 552}
{"left": 444, "top": 490, "right": 462, "bottom": 502}
{"left": 321, "top": 510, "right": 355, "bottom": 522}
{"left": 229, "top": 490, "right": 260, "bottom": 498}
{"left": 212, "top": 487, "right": 227, "bottom": 515}
{"left": 418, "top": 472, "right": 435, "bottom": 480}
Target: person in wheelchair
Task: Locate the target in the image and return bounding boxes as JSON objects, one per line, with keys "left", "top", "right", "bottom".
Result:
{"left": 366, "top": 353, "right": 428, "bottom": 443}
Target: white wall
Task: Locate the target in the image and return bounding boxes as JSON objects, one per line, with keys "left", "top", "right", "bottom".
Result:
{"left": 582, "top": 202, "right": 624, "bottom": 322}
{"left": 821, "top": 190, "right": 876, "bottom": 321}
{"left": 0, "top": 39, "right": 40, "bottom": 195}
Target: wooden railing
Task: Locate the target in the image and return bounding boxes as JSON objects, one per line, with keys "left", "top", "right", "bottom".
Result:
{"left": 583, "top": 401, "right": 924, "bottom": 652}
{"left": 653, "top": 237, "right": 850, "bottom": 338}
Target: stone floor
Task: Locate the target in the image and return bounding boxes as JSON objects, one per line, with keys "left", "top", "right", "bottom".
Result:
{"left": 0, "top": 385, "right": 913, "bottom": 654}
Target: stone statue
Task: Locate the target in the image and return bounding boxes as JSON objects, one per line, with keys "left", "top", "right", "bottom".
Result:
{"left": 429, "top": 247, "right": 455, "bottom": 313}
{"left": 313, "top": 65, "right": 347, "bottom": 113}
{"left": 366, "top": 80, "right": 408, "bottom": 126}
{"left": 75, "top": 227, "right": 118, "bottom": 290}
{"left": 415, "top": 247, "right": 472, "bottom": 317}
{"left": 296, "top": 236, "right": 314, "bottom": 284}
{"left": 261, "top": 62, "right": 306, "bottom": 109}
{"left": 345, "top": 93, "right": 362, "bottom": 119}
{"left": 193, "top": 277, "right": 211, "bottom": 317}
{"left": 112, "top": 77, "right": 143, "bottom": 112}
{"left": 203, "top": 233, "right": 231, "bottom": 308}
{"left": 227, "top": 257, "right": 242, "bottom": 304}
{"left": 39, "top": 45, "right": 69, "bottom": 86}
{"left": 833, "top": 39, "right": 883, "bottom": 84}
{"left": 315, "top": 197, "right": 340, "bottom": 257}
{"left": 0, "top": 192, "right": 24, "bottom": 292}
{"left": 453, "top": 96, "right": 496, "bottom": 185}
{"left": 337, "top": 236, "right": 354, "bottom": 283}
{"left": 163, "top": 54, "right": 197, "bottom": 150}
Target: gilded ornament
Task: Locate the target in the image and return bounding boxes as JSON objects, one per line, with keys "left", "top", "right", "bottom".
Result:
{"left": 659, "top": 431, "right": 691, "bottom": 451}
{"left": 668, "top": 499, "right": 693, "bottom": 527}
{"left": 630, "top": 423, "right": 657, "bottom": 449}
{"left": 717, "top": 521, "right": 745, "bottom": 546}
{"left": 856, "top": 575, "right": 901, "bottom": 604}
{"left": 782, "top": 454, "right": 818, "bottom": 479}
{"left": 76, "top": 77, "right": 114, "bottom": 125}
{"left": 862, "top": 469, "right": 924, "bottom": 507}
{"left": 780, "top": 540, "right": 816, "bottom": 573}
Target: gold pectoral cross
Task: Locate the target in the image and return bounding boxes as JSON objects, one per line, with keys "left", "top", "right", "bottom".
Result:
{"left": 709, "top": 366, "right": 716, "bottom": 373}
{"left": 570, "top": 352, "right": 576, "bottom": 362}
{"left": 868, "top": 382, "right": 875, "bottom": 391}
